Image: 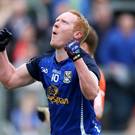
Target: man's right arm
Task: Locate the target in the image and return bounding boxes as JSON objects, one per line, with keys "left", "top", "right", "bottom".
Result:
{"left": 0, "top": 51, "right": 34, "bottom": 90}
{"left": 0, "top": 28, "right": 34, "bottom": 89}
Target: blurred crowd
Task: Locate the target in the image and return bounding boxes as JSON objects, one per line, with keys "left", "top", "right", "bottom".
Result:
{"left": 0, "top": 0, "right": 135, "bottom": 135}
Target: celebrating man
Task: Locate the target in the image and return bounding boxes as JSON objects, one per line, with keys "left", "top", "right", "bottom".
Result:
{"left": 0, "top": 10, "right": 101, "bottom": 135}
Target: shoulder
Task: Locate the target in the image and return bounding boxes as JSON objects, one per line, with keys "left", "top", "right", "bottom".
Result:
{"left": 80, "top": 49, "right": 97, "bottom": 67}
{"left": 26, "top": 52, "right": 54, "bottom": 81}
{"left": 27, "top": 52, "right": 54, "bottom": 65}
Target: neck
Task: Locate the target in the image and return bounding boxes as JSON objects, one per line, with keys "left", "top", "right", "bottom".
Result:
{"left": 55, "top": 48, "right": 69, "bottom": 62}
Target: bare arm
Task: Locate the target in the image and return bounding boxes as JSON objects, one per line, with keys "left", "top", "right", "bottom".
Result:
{"left": 0, "top": 51, "right": 34, "bottom": 89}
{"left": 74, "top": 58, "right": 99, "bottom": 100}
{"left": 94, "top": 90, "right": 105, "bottom": 119}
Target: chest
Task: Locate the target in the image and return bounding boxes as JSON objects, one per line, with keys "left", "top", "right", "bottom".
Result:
{"left": 39, "top": 60, "right": 77, "bottom": 90}
{"left": 39, "top": 60, "right": 79, "bottom": 105}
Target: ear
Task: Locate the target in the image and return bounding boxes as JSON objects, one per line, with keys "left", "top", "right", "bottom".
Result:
{"left": 73, "top": 31, "right": 83, "bottom": 41}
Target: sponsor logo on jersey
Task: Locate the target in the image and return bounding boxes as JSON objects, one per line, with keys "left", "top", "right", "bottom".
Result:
{"left": 63, "top": 71, "right": 72, "bottom": 84}
{"left": 41, "top": 67, "right": 48, "bottom": 74}
{"left": 47, "top": 85, "right": 69, "bottom": 105}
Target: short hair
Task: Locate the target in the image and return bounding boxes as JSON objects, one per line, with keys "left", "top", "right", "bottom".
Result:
{"left": 69, "top": 10, "right": 90, "bottom": 43}
{"left": 83, "top": 26, "right": 98, "bottom": 55}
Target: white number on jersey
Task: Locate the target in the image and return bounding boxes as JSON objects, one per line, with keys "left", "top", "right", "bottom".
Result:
{"left": 51, "top": 73, "right": 59, "bottom": 82}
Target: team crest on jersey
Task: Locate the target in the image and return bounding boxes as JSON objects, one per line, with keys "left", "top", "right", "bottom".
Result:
{"left": 63, "top": 71, "right": 72, "bottom": 83}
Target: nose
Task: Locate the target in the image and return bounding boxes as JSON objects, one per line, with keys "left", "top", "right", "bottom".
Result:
{"left": 54, "top": 21, "right": 60, "bottom": 28}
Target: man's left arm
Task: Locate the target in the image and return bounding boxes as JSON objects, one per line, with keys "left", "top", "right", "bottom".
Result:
{"left": 65, "top": 40, "right": 99, "bottom": 100}
{"left": 74, "top": 58, "right": 99, "bottom": 100}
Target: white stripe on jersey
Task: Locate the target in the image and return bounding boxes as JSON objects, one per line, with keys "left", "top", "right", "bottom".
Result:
{"left": 80, "top": 97, "right": 101, "bottom": 135}
{"left": 80, "top": 97, "right": 91, "bottom": 135}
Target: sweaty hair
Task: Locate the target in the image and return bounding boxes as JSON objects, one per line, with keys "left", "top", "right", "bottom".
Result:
{"left": 83, "top": 26, "right": 98, "bottom": 55}
{"left": 69, "top": 10, "right": 90, "bottom": 43}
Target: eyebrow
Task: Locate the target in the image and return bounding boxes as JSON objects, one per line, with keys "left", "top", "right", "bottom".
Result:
{"left": 62, "top": 19, "right": 69, "bottom": 24}
{"left": 55, "top": 18, "right": 69, "bottom": 24}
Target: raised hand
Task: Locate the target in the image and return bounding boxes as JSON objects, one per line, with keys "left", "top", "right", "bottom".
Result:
{"left": 64, "top": 40, "right": 81, "bottom": 62}
{"left": 0, "top": 28, "right": 13, "bottom": 52}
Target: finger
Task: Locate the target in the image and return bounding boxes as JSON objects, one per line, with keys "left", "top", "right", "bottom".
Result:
{"left": 0, "top": 38, "right": 9, "bottom": 45}
{"left": 4, "top": 28, "right": 12, "bottom": 37}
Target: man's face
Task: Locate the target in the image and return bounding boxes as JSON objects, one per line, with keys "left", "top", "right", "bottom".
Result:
{"left": 50, "top": 12, "right": 78, "bottom": 49}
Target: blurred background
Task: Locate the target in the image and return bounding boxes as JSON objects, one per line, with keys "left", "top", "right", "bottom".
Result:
{"left": 0, "top": 0, "right": 135, "bottom": 135}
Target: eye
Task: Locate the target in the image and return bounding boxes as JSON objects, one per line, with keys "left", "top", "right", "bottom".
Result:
{"left": 55, "top": 18, "right": 59, "bottom": 23}
{"left": 56, "top": 19, "right": 59, "bottom": 22}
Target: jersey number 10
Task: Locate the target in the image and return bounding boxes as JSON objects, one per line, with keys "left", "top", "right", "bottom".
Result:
{"left": 51, "top": 73, "right": 59, "bottom": 82}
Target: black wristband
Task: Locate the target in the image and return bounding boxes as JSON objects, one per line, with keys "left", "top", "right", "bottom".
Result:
{"left": 73, "top": 53, "right": 81, "bottom": 61}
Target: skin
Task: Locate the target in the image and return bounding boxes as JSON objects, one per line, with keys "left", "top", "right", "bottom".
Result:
{"left": 0, "top": 11, "right": 98, "bottom": 100}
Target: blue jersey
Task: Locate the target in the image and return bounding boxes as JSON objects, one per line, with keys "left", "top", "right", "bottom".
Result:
{"left": 26, "top": 49, "right": 101, "bottom": 135}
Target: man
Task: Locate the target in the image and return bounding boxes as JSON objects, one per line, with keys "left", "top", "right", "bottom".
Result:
{"left": 81, "top": 27, "right": 106, "bottom": 119}
{"left": 37, "top": 26, "right": 106, "bottom": 122}
{"left": 0, "top": 10, "right": 101, "bottom": 135}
